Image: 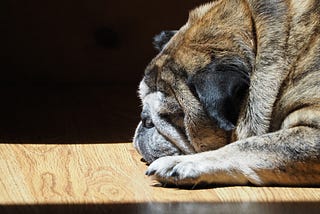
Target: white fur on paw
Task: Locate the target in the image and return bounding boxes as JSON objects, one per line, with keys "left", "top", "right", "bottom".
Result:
{"left": 145, "top": 153, "right": 251, "bottom": 186}
{"left": 146, "top": 155, "right": 206, "bottom": 186}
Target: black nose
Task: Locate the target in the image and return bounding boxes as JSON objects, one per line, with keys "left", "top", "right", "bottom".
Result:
{"left": 142, "top": 117, "right": 154, "bottom": 129}
{"left": 141, "top": 111, "right": 154, "bottom": 129}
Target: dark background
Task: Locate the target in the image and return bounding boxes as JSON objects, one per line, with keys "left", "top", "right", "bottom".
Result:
{"left": 0, "top": 0, "right": 209, "bottom": 143}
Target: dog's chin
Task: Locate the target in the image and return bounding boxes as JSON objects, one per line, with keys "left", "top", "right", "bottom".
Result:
{"left": 133, "top": 122, "right": 182, "bottom": 164}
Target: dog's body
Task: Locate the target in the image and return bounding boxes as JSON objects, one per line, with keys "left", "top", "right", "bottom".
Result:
{"left": 133, "top": 0, "right": 320, "bottom": 186}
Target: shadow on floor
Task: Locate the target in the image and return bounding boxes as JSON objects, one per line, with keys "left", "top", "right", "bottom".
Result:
{"left": 1, "top": 202, "right": 319, "bottom": 214}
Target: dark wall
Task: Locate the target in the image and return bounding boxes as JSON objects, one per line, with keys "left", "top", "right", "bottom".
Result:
{"left": 0, "top": 0, "right": 211, "bottom": 142}
{"left": 1, "top": 0, "right": 210, "bottom": 84}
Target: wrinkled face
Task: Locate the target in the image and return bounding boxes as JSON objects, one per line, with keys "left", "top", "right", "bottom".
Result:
{"left": 133, "top": 1, "right": 254, "bottom": 163}
{"left": 133, "top": 80, "right": 196, "bottom": 163}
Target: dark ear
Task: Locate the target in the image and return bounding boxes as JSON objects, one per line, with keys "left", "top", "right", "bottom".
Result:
{"left": 188, "top": 62, "right": 250, "bottom": 131}
{"left": 153, "top": 30, "right": 177, "bottom": 51}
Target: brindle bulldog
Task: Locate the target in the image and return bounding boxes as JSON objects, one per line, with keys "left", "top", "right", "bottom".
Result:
{"left": 133, "top": 0, "right": 320, "bottom": 186}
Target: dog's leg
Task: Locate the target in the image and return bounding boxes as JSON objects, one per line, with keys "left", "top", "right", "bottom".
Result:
{"left": 235, "top": 1, "right": 292, "bottom": 138}
{"left": 146, "top": 126, "right": 320, "bottom": 186}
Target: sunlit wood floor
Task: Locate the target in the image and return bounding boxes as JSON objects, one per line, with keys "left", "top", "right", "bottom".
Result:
{"left": 0, "top": 143, "right": 319, "bottom": 214}
{"left": 0, "top": 85, "right": 319, "bottom": 213}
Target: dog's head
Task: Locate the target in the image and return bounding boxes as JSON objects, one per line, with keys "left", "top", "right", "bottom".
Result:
{"left": 133, "top": 1, "right": 256, "bottom": 163}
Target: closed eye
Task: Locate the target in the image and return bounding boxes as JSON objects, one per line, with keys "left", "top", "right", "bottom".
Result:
{"left": 160, "top": 112, "right": 185, "bottom": 128}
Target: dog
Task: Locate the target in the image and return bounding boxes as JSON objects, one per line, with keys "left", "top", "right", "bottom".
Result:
{"left": 133, "top": 0, "right": 320, "bottom": 186}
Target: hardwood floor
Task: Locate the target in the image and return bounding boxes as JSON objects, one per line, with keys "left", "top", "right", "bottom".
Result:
{"left": 0, "top": 85, "right": 319, "bottom": 213}
{"left": 0, "top": 143, "right": 319, "bottom": 214}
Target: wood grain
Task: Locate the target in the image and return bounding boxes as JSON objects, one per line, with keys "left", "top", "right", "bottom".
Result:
{"left": 0, "top": 143, "right": 319, "bottom": 213}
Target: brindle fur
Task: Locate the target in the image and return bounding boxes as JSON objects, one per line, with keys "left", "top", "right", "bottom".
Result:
{"left": 134, "top": 0, "right": 320, "bottom": 186}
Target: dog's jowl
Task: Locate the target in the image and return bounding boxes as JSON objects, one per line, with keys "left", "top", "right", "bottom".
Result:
{"left": 133, "top": 0, "right": 320, "bottom": 186}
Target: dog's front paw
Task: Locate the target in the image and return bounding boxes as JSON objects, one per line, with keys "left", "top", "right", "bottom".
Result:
{"left": 145, "top": 152, "right": 253, "bottom": 187}
{"left": 146, "top": 155, "right": 209, "bottom": 187}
